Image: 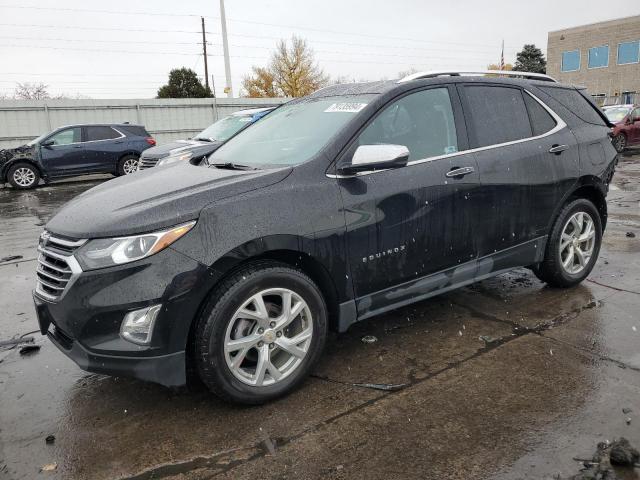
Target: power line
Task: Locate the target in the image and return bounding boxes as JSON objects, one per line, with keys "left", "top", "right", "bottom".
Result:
{"left": 0, "top": 44, "right": 204, "bottom": 56}
{"left": 0, "top": 35, "right": 201, "bottom": 45}
{"left": 0, "top": 23, "right": 202, "bottom": 34}
{"left": 0, "top": 4, "right": 199, "bottom": 17}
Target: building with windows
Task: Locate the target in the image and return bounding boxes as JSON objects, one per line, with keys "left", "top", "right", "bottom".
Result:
{"left": 547, "top": 15, "right": 640, "bottom": 105}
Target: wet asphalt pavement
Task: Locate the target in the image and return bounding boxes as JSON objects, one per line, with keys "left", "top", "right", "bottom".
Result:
{"left": 0, "top": 159, "right": 639, "bottom": 480}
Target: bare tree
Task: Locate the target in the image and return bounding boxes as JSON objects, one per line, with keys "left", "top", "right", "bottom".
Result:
{"left": 14, "top": 82, "right": 50, "bottom": 100}
{"left": 242, "top": 36, "right": 328, "bottom": 97}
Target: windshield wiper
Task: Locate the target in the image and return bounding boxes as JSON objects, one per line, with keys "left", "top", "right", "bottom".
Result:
{"left": 210, "top": 162, "right": 258, "bottom": 171}
{"left": 193, "top": 137, "right": 215, "bottom": 142}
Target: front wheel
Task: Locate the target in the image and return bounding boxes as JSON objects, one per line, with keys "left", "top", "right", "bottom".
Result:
{"left": 533, "top": 198, "right": 602, "bottom": 288}
{"left": 195, "top": 261, "right": 328, "bottom": 404}
{"left": 7, "top": 162, "right": 40, "bottom": 189}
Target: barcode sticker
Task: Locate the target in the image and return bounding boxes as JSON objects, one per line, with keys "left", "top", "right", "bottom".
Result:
{"left": 324, "top": 103, "right": 368, "bottom": 113}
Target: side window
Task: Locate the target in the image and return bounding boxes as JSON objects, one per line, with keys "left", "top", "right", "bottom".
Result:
{"left": 523, "top": 93, "right": 557, "bottom": 136}
{"left": 538, "top": 87, "right": 607, "bottom": 126}
{"left": 463, "top": 86, "right": 532, "bottom": 148}
{"left": 48, "top": 127, "right": 81, "bottom": 146}
{"left": 86, "top": 126, "right": 121, "bottom": 141}
{"left": 357, "top": 88, "right": 458, "bottom": 161}
{"left": 632, "top": 108, "right": 640, "bottom": 121}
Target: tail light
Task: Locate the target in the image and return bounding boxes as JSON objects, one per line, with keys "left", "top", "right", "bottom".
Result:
{"left": 145, "top": 137, "right": 156, "bottom": 146}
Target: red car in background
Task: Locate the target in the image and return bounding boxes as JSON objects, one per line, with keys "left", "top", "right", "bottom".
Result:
{"left": 604, "top": 104, "right": 640, "bottom": 152}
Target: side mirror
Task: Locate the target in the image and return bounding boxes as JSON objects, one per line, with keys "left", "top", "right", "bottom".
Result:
{"left": 338, "top": 144, "right": 409, "bottom": 175}
{"left": 41, "top": 139, "right": 54, "bottom": 147}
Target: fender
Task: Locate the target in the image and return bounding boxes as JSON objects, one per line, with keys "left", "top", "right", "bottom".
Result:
{"left": 1, "top": 156, "right": 43, "bottom": 182}
{"left": 546, "top": 174, "right": 609, "bottom": 235}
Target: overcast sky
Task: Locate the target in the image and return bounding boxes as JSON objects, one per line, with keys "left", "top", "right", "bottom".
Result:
{"left": 1, "top": 0, "right": 639, "bottom": 99}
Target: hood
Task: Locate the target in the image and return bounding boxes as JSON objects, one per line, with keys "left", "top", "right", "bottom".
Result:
{"left": 0, "top": 144, "right": 35, "bottom": 170}
{"left": 46, "top": 162, "right": 291, "bottom": 238}
{"left": 140, "top": 139, "right": 222, "bottom": 159}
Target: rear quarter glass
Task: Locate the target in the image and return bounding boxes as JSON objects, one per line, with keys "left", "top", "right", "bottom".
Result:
{"left": 538, "top": 87, "right": 608, "bottom": 126}
{"left": 118, "top": 125, "right": 150, "bottom": 137}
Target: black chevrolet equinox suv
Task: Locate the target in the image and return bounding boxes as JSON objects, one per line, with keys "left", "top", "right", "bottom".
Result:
{"left": 33, "top": 71, "right": 617, "bottom": 404}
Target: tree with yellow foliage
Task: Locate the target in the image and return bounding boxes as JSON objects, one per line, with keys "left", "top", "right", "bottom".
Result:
{"left": 242, "top": 36, "right": 328, "bottom": 98}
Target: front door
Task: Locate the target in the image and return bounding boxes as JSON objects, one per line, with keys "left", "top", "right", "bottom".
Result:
{"left": 39, "top": 127, "right": 85, "bottom": 177}
{"left": 336, "top": 86, "right": 480, "bottom": 319}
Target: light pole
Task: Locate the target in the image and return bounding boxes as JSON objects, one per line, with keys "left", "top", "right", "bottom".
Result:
{"left": 219, "top": 0, "right": 233, "bottom": 97}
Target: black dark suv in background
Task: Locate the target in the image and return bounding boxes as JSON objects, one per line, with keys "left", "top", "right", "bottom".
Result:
{"left": 33, "top": 71, "right": 617, "bottom": 404}
{"left": 1, "top": 123, "right": 154, "bottom": 189}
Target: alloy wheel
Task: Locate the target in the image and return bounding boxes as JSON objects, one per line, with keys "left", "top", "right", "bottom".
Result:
{"left": 614, "top": 135, "right": 626, "bottom": 152}
{"left": 12, "top": 167, "right": 36, "bottom": 187}
{"left": 122, "top": 158, "right": 139, "bottom": 174}
{"left": 224, "top": 288, "right": 313, "bottom": 387}
{"left": 559, "top": 211, "right": 596, "bottom": 275}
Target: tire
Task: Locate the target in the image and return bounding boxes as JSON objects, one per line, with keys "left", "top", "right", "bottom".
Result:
{"left": 116, "top": 154, "right": 139, "bottom": 176}
{"left": 195, "top": 261, "right": 328, "bottom": 404}
{"left": 612, "top": 134, "right": 626, "bottom": 153}
{"left": 7, "top": 162, "right": 40, "bottom": 189}
{"left": 533, "top": 198, "right": 602, "bottom": 288}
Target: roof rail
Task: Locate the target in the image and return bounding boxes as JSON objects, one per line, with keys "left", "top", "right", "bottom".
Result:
{"left": 397, "top": 70, "right": 557, "bottom": 83}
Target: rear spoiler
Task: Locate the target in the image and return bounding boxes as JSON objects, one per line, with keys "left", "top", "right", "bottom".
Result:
{"left": 576, "top": 88, "right": 614, "bottom": 128}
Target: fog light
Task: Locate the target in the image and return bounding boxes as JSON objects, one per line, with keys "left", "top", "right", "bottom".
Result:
{"left": 120, "top": 305, "right": 161, "bottom": 345}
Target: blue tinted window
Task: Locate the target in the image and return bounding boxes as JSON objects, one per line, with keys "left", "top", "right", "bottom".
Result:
{"left": 588, "top": 45, "right": 609, "bottom": 68}
{"left": 618, "top": 41, "right": 640, "bottom": 65}
{"left": 561, "top": 50, "right": 580, "bottom": 72}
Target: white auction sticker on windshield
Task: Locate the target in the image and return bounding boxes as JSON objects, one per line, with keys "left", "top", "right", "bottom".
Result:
{"left": 324, "top": 103, "right": 368, "bottom": 113}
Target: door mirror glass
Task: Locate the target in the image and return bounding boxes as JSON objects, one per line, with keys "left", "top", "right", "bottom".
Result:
{"left": 339, "top": 144, "right": 409, "bottom": 175}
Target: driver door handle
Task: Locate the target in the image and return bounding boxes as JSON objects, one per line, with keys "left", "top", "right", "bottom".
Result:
{"left": 446, "top": 166, "right": 475, "bottom": 178}
{"left": 549, "top": 144, "right": 569, "bottom": 154}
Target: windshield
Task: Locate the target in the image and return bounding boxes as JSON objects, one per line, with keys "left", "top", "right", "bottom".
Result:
{"left": 195, "top": 114, "right": 255, "bottom": 142}
{"left": 604, "top": 107, "right": 632, "bottom": 123}
{"left": 208, "top": 95, "right": 375, "bottom": 168}
{"left": 26, "top": 131, "right": 51, "bottom": 146}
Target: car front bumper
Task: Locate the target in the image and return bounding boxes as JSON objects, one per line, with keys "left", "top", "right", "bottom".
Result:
{"left": 32, "top": 246, "right": 212, "bottom": 387}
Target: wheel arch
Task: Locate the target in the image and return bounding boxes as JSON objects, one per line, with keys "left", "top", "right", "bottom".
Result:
{"left": 2, "top": 158, "right": 42, "bottom": 182}
{"left": 551, "top": 178, "right": 608, "bottom": 233}
{"left": 183, "top": 240, "right": 342, "bottom": 384}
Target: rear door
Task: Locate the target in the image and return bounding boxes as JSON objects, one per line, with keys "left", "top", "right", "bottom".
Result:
{"left": 630, "top": 107, "right": 640, "bottom": 144}
{"left": 82, "top": 126, "right": 126, "bottom": 173}
{"left": 458, "top": 83, "right": 579, "bottom": 275}
{"left": 39, "top": 127, "right": 85, "bottom": 177}
{"left": 336, "top": 86, "right": 481, "bottom": 318}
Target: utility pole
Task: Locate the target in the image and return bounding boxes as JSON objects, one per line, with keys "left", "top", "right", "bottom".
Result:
{"left": 201, "top": 17, "right": 210, "bottom": 92}
{"left": 219, "top": 0, "right": 233, "bottom": 97}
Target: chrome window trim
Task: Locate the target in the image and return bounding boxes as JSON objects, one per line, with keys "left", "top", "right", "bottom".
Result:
{"left": 561, "top": 49, "right": 581, "bottom": 73}
{"left": 45, "top": 126, "right": 125, "bottom": 147}
{"left": 327, "top": 89, "right": 566, "bottom": 179}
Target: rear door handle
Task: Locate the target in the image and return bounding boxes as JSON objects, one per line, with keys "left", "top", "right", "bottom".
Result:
{"left": 549, "top": 144, "right": 569, "bottom": 154}
{"left": 446, "top": 166, "right": 475, "bottom": 178}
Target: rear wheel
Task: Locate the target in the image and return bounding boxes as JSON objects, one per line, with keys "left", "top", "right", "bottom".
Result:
{"left": 613, "top": 134, "right": 626, "bottom": 153}
{"left": 533, "top": 198, "right": 602, "bottom": 288}
{"left": 195, "top": 261, "right": 327, "bottom": 404}
{"left": 7, "top": 162, "right": 40, "bottom": 189}
{"left": 117, "top": 154, "right": 139, "bottom": 176}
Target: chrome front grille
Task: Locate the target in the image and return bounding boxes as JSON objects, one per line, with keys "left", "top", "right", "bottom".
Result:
{"left": 138, "top": 156, "right": 160, "bottom": 170}
{"left": 35, "top": 232, "right": 86, "bottom": 302}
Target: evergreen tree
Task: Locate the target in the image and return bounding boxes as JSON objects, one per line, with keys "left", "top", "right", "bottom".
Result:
{"left": 513, "top": 44, "right": 547, "bottom": 74}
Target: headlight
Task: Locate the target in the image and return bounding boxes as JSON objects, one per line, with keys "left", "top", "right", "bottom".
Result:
{"left": 75, "top": 221, "right": 196, "bottom": 270}
{"left": 156, "top": 151, "right": 193, "bottom": 167}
